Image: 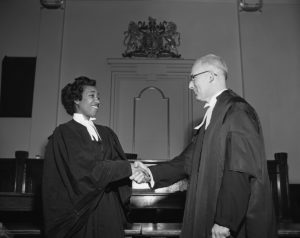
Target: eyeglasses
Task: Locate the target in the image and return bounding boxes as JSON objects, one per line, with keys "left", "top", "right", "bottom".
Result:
{"left": 190, "top": 71, "right": 217, "bottom": 81}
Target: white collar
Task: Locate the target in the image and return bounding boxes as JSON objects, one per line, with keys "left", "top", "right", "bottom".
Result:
{"left": 204, "top": 88, "right": 227, "bottom": 108}
{"left": 73, "top": 113, "right": 95, "bottom": 123}
{"left": 73, "top": 113, "right": 100, "bottom": 141}
{"left": 194, "top": 89, "right": 227, "bottom": 130}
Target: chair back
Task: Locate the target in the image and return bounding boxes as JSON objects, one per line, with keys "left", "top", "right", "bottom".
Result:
{"left": 267, "top": 152, "right": 292, "bottom": 221}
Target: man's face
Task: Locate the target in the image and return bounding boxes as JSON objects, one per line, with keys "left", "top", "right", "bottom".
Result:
{"left": 74, "top": 85, "right": 100, "bottom": 119}
{"left": 189, "top": 63, "right": 213, "bottom": 102}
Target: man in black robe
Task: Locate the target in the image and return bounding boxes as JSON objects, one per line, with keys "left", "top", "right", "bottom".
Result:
{"left": 43, "top": 76, "right": 142, "bottom": 238}
{"left": 131, "top": 54, "right": 277, "bottom": 238}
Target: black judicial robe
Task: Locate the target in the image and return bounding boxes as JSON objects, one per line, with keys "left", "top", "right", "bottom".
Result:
{"left": 150, "top": 90, "right": 277, "bottom": 238}
{"left": 42, "top": 120, "right": 132, "bottom": 238}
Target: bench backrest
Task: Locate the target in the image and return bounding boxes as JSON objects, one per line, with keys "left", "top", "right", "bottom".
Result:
{"left": 0, "top": 153, "right": 292, "bottom": 223}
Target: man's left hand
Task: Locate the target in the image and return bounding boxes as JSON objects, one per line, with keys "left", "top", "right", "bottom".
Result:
{"left": 211, "top": 224, "right": 230, "bottom": 238}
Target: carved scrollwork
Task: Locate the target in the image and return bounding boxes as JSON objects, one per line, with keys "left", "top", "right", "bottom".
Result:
{"left": 123, "top": 17, "right": 181, "bottom": 58}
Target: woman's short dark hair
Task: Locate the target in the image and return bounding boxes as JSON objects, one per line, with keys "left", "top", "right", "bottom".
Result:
{"left": 61, "top": 76, "right": 96, "bottom": 115}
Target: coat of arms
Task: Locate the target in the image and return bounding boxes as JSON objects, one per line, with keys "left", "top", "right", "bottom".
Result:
{"left": 122, "top": 17, "right": 181, "bottom": 58}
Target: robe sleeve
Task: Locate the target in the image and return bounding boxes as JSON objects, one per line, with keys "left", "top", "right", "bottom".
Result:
{"left": 214, "top": 103, "right": 263, "bottom": 232}
{"left": 149, "top": 138, "right": 195, "bottom": 189}
{"left": 52, "top": 125, "right": 132, "bottom": 195}
{"left": 225, "top": 105, "right": 264, "bottom": 179}
{"left": 102, "top": 126, "right": 132, "bottom": 204}
{"left": 214, "top": 170, "right": 251, "bottom": 233}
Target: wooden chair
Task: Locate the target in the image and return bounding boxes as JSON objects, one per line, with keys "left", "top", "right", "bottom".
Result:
{"left": 267, "top": 152, "right": 300, "bottom": 237}
{"left": 0, "top": 152, "right": 43, "bottom": 238}
{"left": 267, "top": 152, "right": 292, "bottom": 221}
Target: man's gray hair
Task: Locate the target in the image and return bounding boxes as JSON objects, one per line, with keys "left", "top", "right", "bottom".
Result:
{"left": 198, "top": 54, "right": 228, "bottom": 79}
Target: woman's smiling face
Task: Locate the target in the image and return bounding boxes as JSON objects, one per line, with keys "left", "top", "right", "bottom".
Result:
{"left": 74, "top": 85, "right": 100, "bottom": 119}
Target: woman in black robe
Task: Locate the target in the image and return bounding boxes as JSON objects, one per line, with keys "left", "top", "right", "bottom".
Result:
{"left": 42, "top": 76, "right": 135, "bottom": 238}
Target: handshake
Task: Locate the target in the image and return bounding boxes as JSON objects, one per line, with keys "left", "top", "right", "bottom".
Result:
{"left": 130, "top": 161, "right": 151, "bottom": 184}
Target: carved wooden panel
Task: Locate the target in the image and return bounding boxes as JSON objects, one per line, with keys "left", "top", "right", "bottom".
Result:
{"left": 108, "top": 59, "right": 194, "bottom": 160}
{"left": 133, "top": 87, "right": 170, "bottom": 160}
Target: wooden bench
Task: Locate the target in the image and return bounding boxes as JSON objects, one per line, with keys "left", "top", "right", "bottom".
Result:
{"left": 0, "top": 151, "right": 43, "bottom": 237}
{"left": 1, "top": 152, "right": 300, "bottom": 238}
{"left": 0, "top": 221, "right": 142, "bottom": 238}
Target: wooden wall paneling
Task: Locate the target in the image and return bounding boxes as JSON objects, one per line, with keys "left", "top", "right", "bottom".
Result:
{"left": 107, "top": 59, "right": 194, "bottom": 161}
{"left": 133, "top": 86, "right": 170, "bottom": 160}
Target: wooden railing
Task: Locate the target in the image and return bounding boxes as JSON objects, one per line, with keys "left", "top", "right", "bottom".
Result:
{"left": 0, "top": 153, "right": 300, "bottom": 237}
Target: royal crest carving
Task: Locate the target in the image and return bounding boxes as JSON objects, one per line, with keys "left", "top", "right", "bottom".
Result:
{"left": 123, "top": 17, "right": 181, "bottom": 58}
